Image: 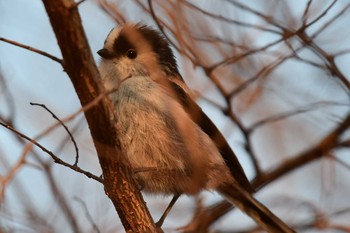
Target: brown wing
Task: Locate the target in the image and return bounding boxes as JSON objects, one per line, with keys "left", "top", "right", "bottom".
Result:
{"left": 158, "top": 77, "right": 254, "bottom": 193}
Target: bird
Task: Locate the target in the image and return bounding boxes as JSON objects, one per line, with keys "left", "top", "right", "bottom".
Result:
{"left": 97, "top": 23, "right": 294, "bottom": 232}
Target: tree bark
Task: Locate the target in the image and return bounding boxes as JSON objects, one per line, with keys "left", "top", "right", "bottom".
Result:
{"left": 41, "top": 0, "right": 159, "bottom": 232}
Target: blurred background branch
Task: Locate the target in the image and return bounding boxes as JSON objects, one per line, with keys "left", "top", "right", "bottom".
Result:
{"left": 0, "top": 0, "right": 349, "bottom": 232}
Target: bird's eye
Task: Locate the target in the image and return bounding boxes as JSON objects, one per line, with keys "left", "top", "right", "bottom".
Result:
{"left": 126, "top": 49, "right": 137, "bottom": 59}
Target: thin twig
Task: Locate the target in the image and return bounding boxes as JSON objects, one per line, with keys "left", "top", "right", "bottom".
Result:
{"left": 254, "top": 111, "right": 350, "bottom": 188}
{"left": 43, "top": 159, "right": 82, "bottom": 233}
{"left": 0, "top": 148, "right": 28, "bottom": 202}
{"left": 76, "top": 0, "right": 86, "bottom": 6}
{"left": 249, "top": 101, "right": 350, "bottom": 132}
{"left": 30, "top": 102, "right": 80, "bottom": 166}
{"left": 146, "top": 0, "right": 182, "bottom": 52}
{"left": 28, "top": 75, "right": 131, "bottom": 152}
{"left": 210, "top": 37, "right": 285, "bottom": 70}
{"left": 97, "top": 0, "right": 126, "bottom": 24}
{"left": 226, "top": 0, "right": 286, "bottom": 30}
{"left": 304, "top": 0, "right": 337, "bottom": 29}
{"left": 182, "top": 0, "right": 281, "bottom": 35}
{"left": 74, "top": 197, "right": 101, "bottom": 233}
{"left": 0, "top": 120, "right": 103, "bottom": 183}
{"left": 0, "top": 76, "right": 132, "bottom": 186}
{"left": 311, "top": 3, "right": 350, "bottom": 39}
{"left": 296, "top": 32, "right": 350, "bottom": 92}
{"left": 0, "top": 37, "right": 63, "bottom": 65}
{"left": 231, "top": 58, "right": 284, "bottom": 97}
{"left": 0, "top": 73, "right": 16, "bottom": 120}
{"left": 302, "top": 0, "right": 313, "bottom": 25}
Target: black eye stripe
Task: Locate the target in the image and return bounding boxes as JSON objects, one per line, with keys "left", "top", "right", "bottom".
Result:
{"left": 103, "top": 24, "right": 180, "bottom": 78}
{"left": 113, "top": 34, "right": 135, "bottom": 58}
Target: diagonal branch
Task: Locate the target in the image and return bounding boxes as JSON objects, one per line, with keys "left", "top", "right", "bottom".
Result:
{"left": 183, "top": 112, "right": 350, "bottom": 231}
{"left": 0, "top": 120, "right": 103, "bottom": 183}
{"left": 254, "top": 111, "right": 350, "bottom": 188}
{"left": 41, "top": 0, "right": 159, "bottom": 232}
{"left": 0, "top": 37, "right": 63, "bottom": 65}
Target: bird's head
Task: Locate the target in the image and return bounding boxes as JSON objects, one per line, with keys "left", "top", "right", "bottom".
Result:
{"left": 98, "top": 23, "right": 180, "bottom": 81}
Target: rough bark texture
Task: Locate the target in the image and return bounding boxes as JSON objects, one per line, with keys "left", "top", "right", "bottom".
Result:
{"left": 41, "top": 0, "right": 159, "bottom": 232}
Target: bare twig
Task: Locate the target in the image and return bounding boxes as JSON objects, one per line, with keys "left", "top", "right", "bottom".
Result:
{"left": 0, "top": 120, "right": 103, "bottom": 183}
{"left": 226, "top": 0, "right": 286, "bottom": 30}
{"left": 97, "top": 0, "right": 126, "bottom": 24}
{"left": 254, "top": 111, "right": 350, "bottom": 188}
{"left": 249, "top": 101, "right": 349, "bottom": 132}
{"left": 1, "top": 116, "right": 85, "bottom": 233}
{"left": 0, "top": 73, "right": 16, "bottom": 120}
{"left": 0, "top": 76, "right": 131, "bottom": 188}
{"left": 209, "top": 37, "right": 285, "bottom": 70}
{"left": 146, "top": 0, "right": 182, "bottom": 53}
{"left": 30, "top": 102, "right": 80, "bottom": 166}
{"left": 302, "top": 0, "right": 313, "bottom": 25}
{"left": 74, "top": 197, "right": 101, "bottom": 233}
{"left": 43, "top": 160, "right": 82, "bottom": 233}
{"left": 0, "top": 148, "right": 27, "bottom": 202}
{"left": 296, "top": 32, "right": 350, "bottom": 91}
{"left": 184, "top": 112, "right": 350, "bottom": 231}
{"left": 182, "top": 0, "right": 281, "bottom": 35}
{"left": 26, "top": 75, "right": 131, "bottom": 155}
{"left": 0, "top": 37, "right": 63, "bottom": 65}
{"left": 304, "top": 0, "right": 337, "bottom": 28}
{"left": 76, "top": 0, "right": 86, "bottom": 6}
{"left": 310, "top": 3, "right": 350, "bottom": 39}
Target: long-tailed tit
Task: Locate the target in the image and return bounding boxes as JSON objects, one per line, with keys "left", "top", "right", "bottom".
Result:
{"left": 97, "top": 23, "right": 294, "bottom": 232}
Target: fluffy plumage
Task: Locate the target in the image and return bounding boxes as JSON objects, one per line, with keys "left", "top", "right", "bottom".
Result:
{"left": 97, "top": 23, "right": 294, "bottom": 232}
{"left": 98, "top": 23, "right": 250, "bottom": 195}
{"left": 99, "top": 25, "right": 241, "bottom": 194}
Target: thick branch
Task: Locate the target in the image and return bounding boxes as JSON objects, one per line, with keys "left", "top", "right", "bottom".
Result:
{"left": 41, "top": 0, "right": 158, "bottom": 232}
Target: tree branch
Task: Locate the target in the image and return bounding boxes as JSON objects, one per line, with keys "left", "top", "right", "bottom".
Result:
{"left": 0, "top": 37, "right": 63, "bottom": 64}
{"left": 184, "top": 111, "right": 350, "bottom": 231}
{"left": 0, "top": 120, "right": 103, "bottom": 183}
{"left": 41, "top": 0, "right": 159, "bottom": 232}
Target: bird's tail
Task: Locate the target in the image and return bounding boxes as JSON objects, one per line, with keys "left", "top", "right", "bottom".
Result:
{"left": 217, "top": 183, "right": 295, "bottom": 233}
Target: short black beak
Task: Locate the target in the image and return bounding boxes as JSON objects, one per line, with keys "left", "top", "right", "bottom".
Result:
{"left": 97, "top": 48, "right": 111, "bottom": 58}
